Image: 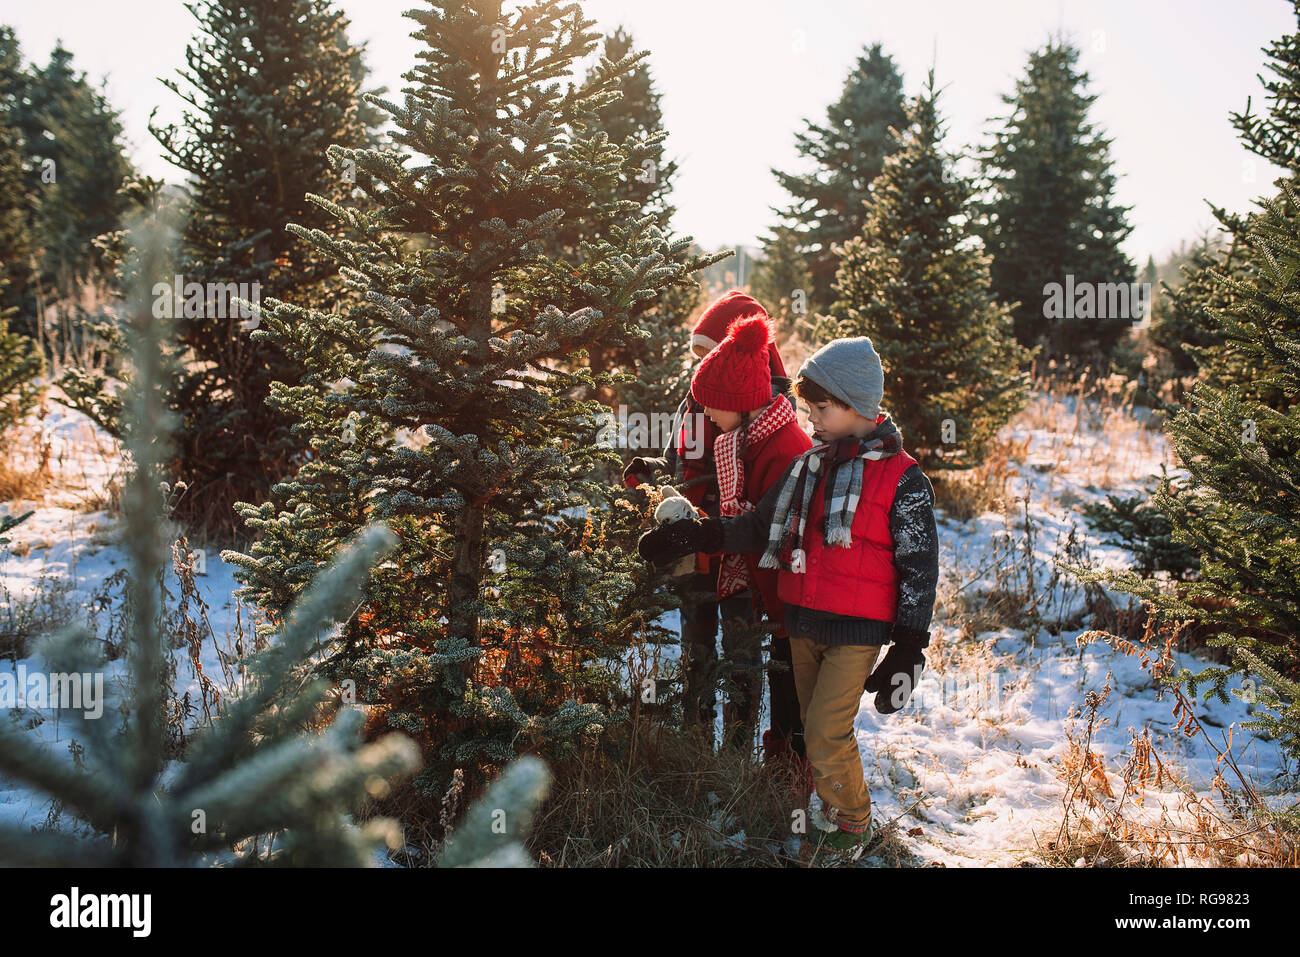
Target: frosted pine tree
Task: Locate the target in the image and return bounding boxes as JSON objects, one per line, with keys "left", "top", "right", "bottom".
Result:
{"left": 548, "top": 26, "right": 715, "bottom": 413}
{"left": 815, "top": 71, "right": 1032, "bottom": 472}
{"left": 225, "top": 0, "right": 715, "bottom": 805}
{"left": 136, "top": 0, "right": 380, "bottom": 539}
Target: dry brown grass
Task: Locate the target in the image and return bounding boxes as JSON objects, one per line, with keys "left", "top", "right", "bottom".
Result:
{"left": 1036, "top": 615, "right": 1298, "bottom": 868}
{"left": 1013, "top": 368, "right": 1172, "bottom": 492}
{"left": 0, "top": 414, "right": 53, "bottom": 505}
{"left": 931, "top": 435, "right": 1028, "bottom": 524}
{"left": 361, "top": 712, "right": 924, "bottom": 868}
{"left": 0, "top": 391, "right": 125, "bottom": 517}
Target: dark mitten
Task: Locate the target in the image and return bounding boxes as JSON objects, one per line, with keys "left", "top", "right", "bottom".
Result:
{"left": 637, "top": 518, "right": 723, "bottom": 567}
{"left": 622, "top": 457, "right": 654, "bottom": 488}
{"left": 864, "top": 625, "right": 929, "bottom": 714}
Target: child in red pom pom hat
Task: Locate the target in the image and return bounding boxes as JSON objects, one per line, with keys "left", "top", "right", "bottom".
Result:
{"left": 688, "top": 314, "right": 811, "bottom": 752}
{"left": 621, "top": 292, "right": 806, "bottom": 765}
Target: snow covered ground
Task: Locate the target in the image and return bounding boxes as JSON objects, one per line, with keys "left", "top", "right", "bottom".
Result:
{"left": 0, "top": 384, "right": 1292, "bottom": 865}
{"left": 0, "top": 386, "right": 253, "bottom": 837}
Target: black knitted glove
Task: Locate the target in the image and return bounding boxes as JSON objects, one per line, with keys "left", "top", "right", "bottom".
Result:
{"left": 864, "top": 625, "right": 929, "bottom": 714}
{"left": 637, "top": 518, "right": 723, "bottom": 568}
{"left": 622, "top": 457, "right": 655, "bottom": 487}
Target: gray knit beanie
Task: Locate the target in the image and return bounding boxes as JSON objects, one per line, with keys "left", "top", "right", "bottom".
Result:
{"left": 798, "top": 336, "right": 885, "bottom": 420}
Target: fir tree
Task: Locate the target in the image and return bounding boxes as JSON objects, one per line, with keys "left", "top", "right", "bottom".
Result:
{"left": 1140, "top": 254, "right": 1158, "bottom": 292}
{"left": 224, "top": 0, "right": 714, "bottom": 804}
{"left": 0, "top": 280, "right": 41, "bottom": 433}
{"left": 7, "top": 41, "right": 133, "bottom": 336}
{"left": 145, "top": 0, "right": 379, "bottom": 540}
{"left": 815, "top": 71, "right": 1032, "bottom": 473}
{"left": 0, "top": 218, "right": 419, "bottom": 866}
{"left": 974, "top": 35, "right": 1135, "bottom": 367}
{"left": 1148, "top": 232, "right": 1238, "bottom": 382}
{"left": 769, "top": 43, "right": 908, "bottom": 314}
{"left": 548, "top": 26, "right": 710, "bottom": 410}
{"left": 583, "top": 28, "right": 712, "bottom": 427}
{"left": 56, "top": 175, "right": 180, "bottom": 437}
{"left": 750, "top": 222, "right": 814, "bottom": 335}
{"left": 0, "top": 68, "right": 39, "bottom": 429}
{"left": 0, "top": 30, "right": 33, "bottom": 328}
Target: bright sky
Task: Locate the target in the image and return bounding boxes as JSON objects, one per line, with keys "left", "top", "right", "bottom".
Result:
{"left": 1, "top": 0, "right": 1294, "bottom": 265}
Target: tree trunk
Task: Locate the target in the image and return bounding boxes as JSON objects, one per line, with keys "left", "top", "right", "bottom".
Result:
{"left": 448, "top": 501, "right": 485, "bottom": 649}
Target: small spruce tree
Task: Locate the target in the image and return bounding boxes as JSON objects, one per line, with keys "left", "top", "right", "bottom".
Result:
{"left": 1063, "top": 9, "right": 1300, "bottom": 812}
{"left": 0, "top": 279, "right": 41, "bottom": 433}
{"left": 224, "top": 0, "right": 715, "bottom": 805}
{"left": 815, "top": 71, "right": 1032, "bottom": 473}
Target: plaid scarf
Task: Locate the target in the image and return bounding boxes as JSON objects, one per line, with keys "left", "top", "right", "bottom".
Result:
{"left": 758, "top": 413, "right": 903, "bottom": 574}
{"left": 713, "top": 396, "right": 797, "bottom": 599}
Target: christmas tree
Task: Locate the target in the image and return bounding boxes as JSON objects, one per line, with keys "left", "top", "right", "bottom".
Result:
{"left": 0, "top": 218, "right": 419, "bottom": 866}
{"left": 975, "top": 35, "right": 1135, "bottom": 367}
{"left": 0, "top": 284, "right": 40, "bottom": 433}
{"left": 57, "top": 175, "right": 179, "bottom": 438}
{"left": 769, "top": 43, "right": 907, "bottom": 314}
{"left": 5, "top": 39, "right": 133, "bottom": 341}
{"left": 0, "top": 76, "right": 40, "bottom": 432}
{"left": 0, "top": 33, "right": 34, "bottom": 329}
{"left": 142, "top": 0, "right": 379, "bottom": 540}
{"left": 547, "top": 26, "right": 712, "bottom": 413}
{"left": 749, "top": 222, "right": 814, "bottom": 335}
{"left": 224, "top": 0, "right": 715, "bottom": 806}
{"left": 815, "top": 71, "right": 1032, "bottom": 473}
{"left": 1147, "top": 232, "right": 1239, "bottom": 384}
{"left": 1065, "top": 7, "right": 1300, "bottom": 802}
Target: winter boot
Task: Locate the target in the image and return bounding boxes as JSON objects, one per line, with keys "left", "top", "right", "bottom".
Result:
{"left": 805, "top": 817, "right": 878, "bottom": 863}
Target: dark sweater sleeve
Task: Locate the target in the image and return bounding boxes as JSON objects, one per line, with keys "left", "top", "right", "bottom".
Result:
{"left": 889, "top": 464, "right": 940, "bottom": 634}
{"left": 717, "top": 458, "right": 798, "bottom": 555}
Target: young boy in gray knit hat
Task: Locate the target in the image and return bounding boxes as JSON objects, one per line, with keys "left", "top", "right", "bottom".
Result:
{"left": 639, "top": 335, "right": 940, "bottom": 855}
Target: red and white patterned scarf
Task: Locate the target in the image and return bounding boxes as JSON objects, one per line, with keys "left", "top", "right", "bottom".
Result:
{"left": 713, "top": 396, "right": 798, "bottom": 599}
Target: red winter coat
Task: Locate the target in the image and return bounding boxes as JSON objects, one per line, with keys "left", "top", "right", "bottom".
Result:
{"left": 728, "top": 415, "right": 812, "bottom": 625}
{"left": 777, "top": 449, "right": 919, "bottom": 621}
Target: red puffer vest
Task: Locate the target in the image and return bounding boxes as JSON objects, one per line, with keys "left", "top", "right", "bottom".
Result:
{"left": 776, "top": 449, "right": 919, "bottom": 621}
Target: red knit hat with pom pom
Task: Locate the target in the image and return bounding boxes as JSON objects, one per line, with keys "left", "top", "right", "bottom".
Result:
{"left": 690, "top": 315, "right": 775, "bottom": 412}
{"left": 692, "top": 290, "right": 788, "bottom": 377}
{"left": 692, "top": 290, "right": 765, "bottom": 352}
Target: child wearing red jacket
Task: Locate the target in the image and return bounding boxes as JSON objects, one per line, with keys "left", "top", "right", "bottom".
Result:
{"left": 623, "top": 291, "right": 805, "bottom": 761}
{"left": 639, "top": 336, "right": 940, "bottom": 855}
{"left": 685, "top": 315, "right": 812, "bottom": 754}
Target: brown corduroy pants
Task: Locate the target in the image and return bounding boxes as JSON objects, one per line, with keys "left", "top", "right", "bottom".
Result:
{"left": 789, "top": 637, "right": 881, "bottom": 829}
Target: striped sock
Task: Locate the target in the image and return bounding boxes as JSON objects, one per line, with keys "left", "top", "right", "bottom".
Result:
{"left": 837, "top": 815, "right": 872, "bottom": 834}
